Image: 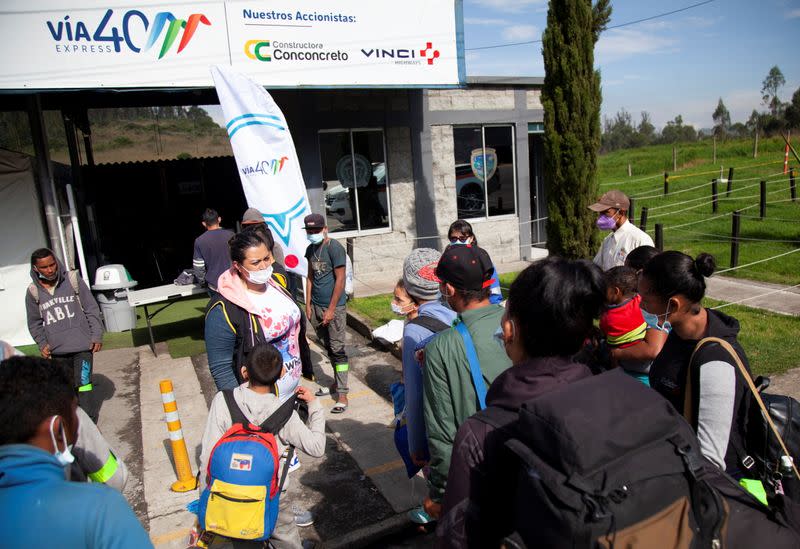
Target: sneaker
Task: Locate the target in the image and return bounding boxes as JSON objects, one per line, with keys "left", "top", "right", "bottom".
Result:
{"left": 408, "top": 506, "right": 433, "bottom": 525}
{"left": 287, "top": 453, "right": 301, "bottom": 473}
{"left": 293, "top": 505, "right": 314, "bottom": 527}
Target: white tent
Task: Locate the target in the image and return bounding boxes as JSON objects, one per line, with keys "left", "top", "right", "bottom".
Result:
{"left": 0, "top": 149, "right": 47, "bottom": 346}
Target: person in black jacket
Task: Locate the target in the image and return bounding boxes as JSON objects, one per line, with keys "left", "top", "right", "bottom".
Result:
{"left": 438, "top": 257, "right": 605, "bottom": 548}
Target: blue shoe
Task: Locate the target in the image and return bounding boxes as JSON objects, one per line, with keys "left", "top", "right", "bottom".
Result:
{"left": 408, "top": 506, "right": 433, "bottom": 524}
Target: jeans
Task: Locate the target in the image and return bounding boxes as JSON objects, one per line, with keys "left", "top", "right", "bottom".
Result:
{"left": 52, "top": 351, "right": 99, "bottom": 422}
{"left": 310, "top": 304, "right": 349, "bottom": 394}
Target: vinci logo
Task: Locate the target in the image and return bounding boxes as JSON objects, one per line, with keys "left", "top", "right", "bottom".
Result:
{"left": 244, "top": 40, "right": 271, "bottom": 61}
{"left": 45, "top": 9, "right": 210, "bottom": 59}
{"left": 361, "top": 41, "right": 440, "bottom": 66}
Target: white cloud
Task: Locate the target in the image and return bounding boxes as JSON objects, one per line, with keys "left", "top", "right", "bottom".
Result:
{"left": 470, "top": 0, "right": 546, "bottom": 13}
{"left": 596, "top": 27, "right": 678, "bottom": 63}
{"left": 503, "top": 24, "right": 539, "bottom": 41}
{"left": 464, "top": 17, "right": 513, "bottom": 25}
{"left": 684, "top": 16, "right": 719, "bottom": 28}
{"left": 787, "top": 8, "right": 800, "bottom": 18}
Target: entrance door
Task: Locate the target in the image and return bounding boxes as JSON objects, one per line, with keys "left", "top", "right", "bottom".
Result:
{"left": 528, "top": 130, "right": 546, "bottom": 245}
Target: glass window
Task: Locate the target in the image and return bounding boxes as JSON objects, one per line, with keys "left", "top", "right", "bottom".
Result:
{"left": 320, "top": 129, "right": 390, "bottom": 234}
{"left": 453, "top": 125, "right": 516, "bottom": 219}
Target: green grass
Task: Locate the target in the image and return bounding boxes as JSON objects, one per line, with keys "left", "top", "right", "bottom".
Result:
{"left": 599, "top": 136, "right": 800, "bottom": 285}
{"left": 349, "top": 294, "right": 395, "bottom": 328}
{"left": 17, "top": 296, "right": 209, "bottom": 359}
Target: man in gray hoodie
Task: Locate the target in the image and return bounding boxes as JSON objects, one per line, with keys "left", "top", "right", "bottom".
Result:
{"left": 25, "top": 248, "right": 103, "bottom": 421}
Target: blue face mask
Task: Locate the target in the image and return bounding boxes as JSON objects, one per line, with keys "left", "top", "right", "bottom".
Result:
{"left": 49, "top": 416, "right": 75, "bottom": 467}
{"left": 641, "top": 302, "right": 672, "bottom": 333}
{"left": 307, "top": 232, "right": 324, "bottom": 245}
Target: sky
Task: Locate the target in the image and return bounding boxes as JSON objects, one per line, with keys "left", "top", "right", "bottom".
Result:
{"left": 462, "top": 0, "right": 800, "bottom": 130}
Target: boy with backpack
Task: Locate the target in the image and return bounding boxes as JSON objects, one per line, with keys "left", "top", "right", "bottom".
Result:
{"left": 197, "top": 343, "right": 326, "bottom": 548}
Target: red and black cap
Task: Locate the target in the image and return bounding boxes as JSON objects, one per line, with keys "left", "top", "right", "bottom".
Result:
{"left": 435, "top": 245, "right": 495, "bottom": 292}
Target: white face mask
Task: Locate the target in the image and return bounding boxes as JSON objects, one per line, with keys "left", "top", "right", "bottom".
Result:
{"left": 391, "top": 302, "right": 414, "bottom": 316}
{"left": 49, "top": 415, "right": 75, "bottom": 467}
{"left": 244, "top": 265, "right": 272, "bottom": 285}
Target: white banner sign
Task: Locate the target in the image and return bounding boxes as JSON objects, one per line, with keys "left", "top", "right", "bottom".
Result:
{"left": 211, "top": 65, "right": 311, "bottom": 276}
{"left": 0, "top": 0, "right": 464, "bottom": 89}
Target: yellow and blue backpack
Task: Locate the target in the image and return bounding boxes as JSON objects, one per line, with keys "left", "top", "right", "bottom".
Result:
{"left": 198, "top": 391, "right": 296, "bottom": 541}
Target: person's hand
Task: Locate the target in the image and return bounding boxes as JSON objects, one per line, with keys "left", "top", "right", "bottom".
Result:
{"left": 91, "top": 342, "right": 103, "bottom": 353}
{"left": 322, "top": 307, "right": 335, "bottom": 326}
{"left": 41, "top": 344, "right": 51, "bottom": 359}
{"left": 295, "top": 386, "right": 316, "bottom": 403}
{"left": 423, "top": 497, "right": 442, "bottom": 519}
{"left": 411, "top": 452, "right": 428, "bottom": 467}
{"left": 305, "top": 304, "right": 312, "bottom": 320}
{"left": 415, "top": 349, "right": 425, "bottom": 365}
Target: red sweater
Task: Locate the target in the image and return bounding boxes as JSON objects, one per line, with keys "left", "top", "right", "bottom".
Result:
{"left": 600, "top": 294, "right": 647, "bottom": 348}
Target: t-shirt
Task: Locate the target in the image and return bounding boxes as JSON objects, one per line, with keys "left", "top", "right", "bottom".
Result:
{"left": 305, "top": 239, "right": 347, "bottom": 308}
{"left": 193, "top": 228, "right": 235, "bottom": 289}
{"left": 599, "top": 294, "right": 647, "bottom": 348}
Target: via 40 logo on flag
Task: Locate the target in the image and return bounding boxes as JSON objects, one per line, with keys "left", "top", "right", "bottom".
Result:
{"left": 211, "top": 65, "right": 311, "bottom": 274}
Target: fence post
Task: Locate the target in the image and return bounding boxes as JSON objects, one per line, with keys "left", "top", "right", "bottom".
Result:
{"left": 664, "top": 172, "right": 669, "bottom": 195}
{"left": 713, "top": 136, "right": 717, "bottom": 164}
{"left": 673, "top": 146, "right": 677, "bottom": 172}
{"left": 753, "top": 130, "right": 759, "bottom": 159}
{"left": 628, "top": 197, "right": 635, "bottom": 222}
{"left": 791, "top": 168, "right": 796, "bottom": 202}
{"left": 711, "top": 179, "right": 719, "bottom": 213}
{"left": 760, "top": 180, "right": 767, "bottom": 219}
{"left": 639, "top": 206, "right": 649, "bottom": 232}
{"left": 727, "top": 167, "right": 734, "bottom": 197}
{"left": 655, "top": 223, "right": 663, "bottom": 251}
{"left": 628, "top": 163, "right": 632, "bottom": 177}
{"left": 730, "top": 211, "right": 741, "bottom": 269}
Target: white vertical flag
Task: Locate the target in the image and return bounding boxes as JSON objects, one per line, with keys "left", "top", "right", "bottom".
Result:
{"left": 211, "top": 65, "right": 311, "bottom": 275}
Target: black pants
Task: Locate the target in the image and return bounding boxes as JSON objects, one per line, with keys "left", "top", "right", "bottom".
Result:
{"left": 52, "top": 351, "right": 98, "bottom": 422}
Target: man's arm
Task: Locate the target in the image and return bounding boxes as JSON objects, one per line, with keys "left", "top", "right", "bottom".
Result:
{"left": 305, "top": 261, "right": 314, "bottom": 319}
{"left": 192, "top": 237, "right": 207, "bottom": 285}
{"left": 78, "top": 278, "right": 104, "bottom": 351}
{"left": 25, "top": 289, "right": 48, "bottom": 354}
{"left": 422, "top": 341, "right": 456, "bottom": 505}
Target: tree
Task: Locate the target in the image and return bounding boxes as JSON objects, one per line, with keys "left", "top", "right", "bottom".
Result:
{"left": 746, "top": 109, "right": 761, "bottom": 133}
{"left": 712, "top": 98, "right": 731, "bottom": 137}
{"left": 761, "top": 65, "right": 785, "bottom": 117}
{"left": 785, "top": 87, "right": 800, "bottom": 130}
{"left": 637, "top": 111, "right": 656, "bottom": 145}
{"left": 660, "top": 115, "right": 697, "bottom": 143}
{"left": 542, "top": 0, "right": 611, "bottom": 259}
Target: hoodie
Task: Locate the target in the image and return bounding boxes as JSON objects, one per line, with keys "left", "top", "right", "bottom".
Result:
{"left": 0, "top": 444, "right": 152, "bottom": 548}
{"left": 649, "top": 308, "right": 753, "bottom": 473}
{"left": 25, "top": 257, "right": 103, "bottom": 354}
{"left": 437, "top": 356, "right": 592, "bottom": 549}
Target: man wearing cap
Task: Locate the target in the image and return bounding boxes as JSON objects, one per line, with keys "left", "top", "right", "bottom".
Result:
{"left": 193, "top": 208, "right": 234, "bottom": 298}
{"left": 421, "top": 245, "right": 512, "bottom": 518}
{"left": 241, "top": 207, "right": 285, "bottom": 269}
{"left": 304, "top": 213, "right": 350, "bottom": 413}
{"left": 589, "top": 190, "right": 654, "bottom": 271}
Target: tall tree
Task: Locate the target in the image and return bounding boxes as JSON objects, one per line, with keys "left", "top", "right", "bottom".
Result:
{"left": 542, "top": 0, "right": 611, "bottom": 259}
{"left": 712, "top": 98, "right": 731, "bottom": 137}
{"left": 785, "top": 87, "right": 800, "bottom": 130}
{"left": 761, "top": 65, "right": 785, "bottom": 116}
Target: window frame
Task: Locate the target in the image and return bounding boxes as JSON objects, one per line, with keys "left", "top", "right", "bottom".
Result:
{"left": 318, "top": 127, "right": 393, "bottom": 238}
{"left": 452, "top": 123, "right": 518, "bottom": 221}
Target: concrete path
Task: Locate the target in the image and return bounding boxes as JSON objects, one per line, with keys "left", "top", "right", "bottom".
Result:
{"left": 706, "top": 276, "right": 800, "bottom": 316}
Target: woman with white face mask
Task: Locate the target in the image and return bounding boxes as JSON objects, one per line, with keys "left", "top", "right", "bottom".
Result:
{"left": 204, "top": 231, "right": 302, "bottom": 402}
{"left": 391, "top": 280, "right": 419, "bottom": 322}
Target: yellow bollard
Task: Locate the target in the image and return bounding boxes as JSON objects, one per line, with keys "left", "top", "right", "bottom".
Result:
{"left": 159, "top": 379, "right": 197, "bottom": 492}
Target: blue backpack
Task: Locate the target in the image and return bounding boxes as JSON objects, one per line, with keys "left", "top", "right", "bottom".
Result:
{"left": 198, "top": 391, "right": 296, "bottom": 541}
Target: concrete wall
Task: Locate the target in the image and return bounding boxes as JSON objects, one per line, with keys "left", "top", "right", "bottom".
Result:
{"left": 428, "top": 88, "right": 516, "bottom": 111}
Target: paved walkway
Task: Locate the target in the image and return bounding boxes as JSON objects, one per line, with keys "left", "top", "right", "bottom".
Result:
{"left": 706, "top": 276, "right": 800, "bottom": 316}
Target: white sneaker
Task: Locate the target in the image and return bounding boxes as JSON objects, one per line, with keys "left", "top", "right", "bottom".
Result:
{"left": 287, "top": 453, "right": 301, "bottom": 473}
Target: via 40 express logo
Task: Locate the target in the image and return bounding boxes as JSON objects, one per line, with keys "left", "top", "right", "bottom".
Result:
{"left": 46, "top": 9, "right": 210, "bottom": 58}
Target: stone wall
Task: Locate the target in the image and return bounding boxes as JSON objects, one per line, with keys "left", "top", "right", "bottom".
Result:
{"left": 335, "top": 126, "right": 419, "bottom": 284}
{"left": 526, "top": 89, "right": 543, "bottom": 110}
{"left": 430, "top": 124, "right": 521, "bottom": 266}
{"left": 428, "top": 88, "right": 515, "bottom": 111}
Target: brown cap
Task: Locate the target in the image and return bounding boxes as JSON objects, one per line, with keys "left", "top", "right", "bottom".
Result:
{"left": 303, "top": 213, "right": 325, "bottom": 229}
{"left": 241, "top": 207, "right": 264, "bottom": 224}
{"left": 588, "top": 190, "right": 630, "bottom": 212}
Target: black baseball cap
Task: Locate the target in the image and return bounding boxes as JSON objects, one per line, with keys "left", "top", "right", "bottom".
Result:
{"left": 435, "top": 245, "right": 495, "bottom": 291}
{"left": 303, "top": 213, "right": 325, "bottom": 229}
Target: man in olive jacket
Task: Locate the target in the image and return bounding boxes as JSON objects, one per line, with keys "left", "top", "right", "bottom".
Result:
{"left": 422, "top": 245, "right": 511, "bottom": 518}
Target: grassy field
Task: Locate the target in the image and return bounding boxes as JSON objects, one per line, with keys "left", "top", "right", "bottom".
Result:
{"left": 17, "top": 296, "right": 209, "bottom": 359}
{"left": 599, "top": 136, "right": 799, "bottom": 286}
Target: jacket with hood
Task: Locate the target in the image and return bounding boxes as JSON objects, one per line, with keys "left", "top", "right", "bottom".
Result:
{"left": 649, "top": 308, "right": 753, "bottom": 474}
{"left": 0, "top": 444, "right": 152, "bottom": 548}
{"left": 25, "top": 258, "right": 103, "bottom": 355}
{"left": 437, "top": 356, "right": 592, "bottom": 549}
{"left": 205, "top": 269, "right": 302, "bottom": 398}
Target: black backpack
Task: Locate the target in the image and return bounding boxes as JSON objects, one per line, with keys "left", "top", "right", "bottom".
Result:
{"left": 476, "top": 369, "right": 800, "bottom": 549}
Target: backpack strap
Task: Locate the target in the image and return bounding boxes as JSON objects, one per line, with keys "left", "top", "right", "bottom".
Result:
{"left": 407, "top": 315, "right": 451, "bottom": 334}
{"left": 687, "top": 337, "right": 800, "bottom": 481}
{"left": 67, "top": 270, "right": 84, "bottom": 312}
{"left": 259, "top": 395, "right": 298, "bottom": 434}
{"left": 221, "top": 389, "right": 250, "bottom": 427}
{"left": 455, "top": 321, "right": 488, "bottom": 411}
{"left": 28, "top": 283, "right": 40, "bottom": 307}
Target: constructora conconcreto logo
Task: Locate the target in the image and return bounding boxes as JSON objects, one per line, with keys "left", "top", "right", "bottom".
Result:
{"left": 45, "top": 9, "right": 210, "bottom": 58}
{"left": 244, "top": 39, "right": 348, "bottom": 62}
{"left": 361, "top": 41, "right": 440, "bottom": 66}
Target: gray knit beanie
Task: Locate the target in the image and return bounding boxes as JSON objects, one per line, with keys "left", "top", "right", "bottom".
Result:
{"left": 403, "top": 248, "right": 442, "bottom": 301}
